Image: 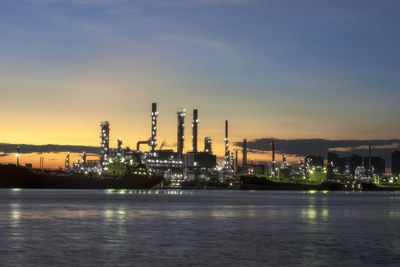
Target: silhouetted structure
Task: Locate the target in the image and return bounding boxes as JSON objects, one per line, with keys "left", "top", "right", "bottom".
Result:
{"left": 327, "top": 152, "right": 363, "bottom": 175}
{"left": 392, "top": 151, "right": 400, "bottom": 175}
{"left": 242, "top": 139, "right": 248, "bottom": 167}
{"left": 100, "top": 121, "right": 110, "bottom": 170}
{"left": 177, "top": 108, "right": 186, "bottom": 159}
{"left": 204, "top": 137, "right": 212, "bottom": 154}
{"left": 224, "top": 120, "right": 229, "bottom": 166}
{"left": 306, "top": 155, "right": 324, "bottom": 168}
{"left": 364, "top": 156, "right": 385, "bottom": 176}
{"left": 271, "top": 141, "right": 276, "bottom": 173}
{"left": 150, "top": 103, "right": 158, "bottom": 153}
{"left": 347, "top": 154, "right": 363, "bottom": 175}
{"left": 192, "top": 109, "right": 198, "bottom": 153}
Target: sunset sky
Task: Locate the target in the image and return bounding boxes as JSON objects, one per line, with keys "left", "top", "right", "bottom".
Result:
{"left": 1, "top": 0, "right": 400, "bottom": 168}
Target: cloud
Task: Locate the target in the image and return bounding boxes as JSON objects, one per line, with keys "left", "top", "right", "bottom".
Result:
{"left": 157, "top": 34, "right": 239, "bottom": 59}
{"left": 158, "top": 34, "right": 222, "bottom": 49}
{"left": 234, "top": 138, "right": 400, "bottom": 163}
{"left": 0, "top": 143, "right": 100, "bottom": 154}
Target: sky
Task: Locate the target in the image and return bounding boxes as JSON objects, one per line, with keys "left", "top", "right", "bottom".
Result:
{"left": 1, "top": 0, "right": 400, "bottom": 168}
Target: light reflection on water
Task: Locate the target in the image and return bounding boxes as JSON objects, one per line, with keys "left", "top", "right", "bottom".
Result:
{"left": 0, "top": 189, "right": 400, "bottom": 266}
{"left": 105, "top": 189, "right": 193, "bottom": 195}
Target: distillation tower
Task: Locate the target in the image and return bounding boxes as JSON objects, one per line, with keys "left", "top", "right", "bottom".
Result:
{"left": 177, "top": 108, "right": 186, "bottom": 159}
{"left": 100, "top": 121, "right": 110, "bottom": 170}
{"left": 150, "top": 103, "right": 158, "bottom": 153}
{"left": 204, "top": 137, "right": 212, "bottom": 154}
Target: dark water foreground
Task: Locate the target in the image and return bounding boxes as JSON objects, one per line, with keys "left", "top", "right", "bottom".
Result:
{"left": 0, "top": 189, "right": 400, "bottom": 266}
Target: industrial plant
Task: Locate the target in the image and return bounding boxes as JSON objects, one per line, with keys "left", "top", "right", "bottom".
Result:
{"left": 5, "top": 102, "right": 399, "bottom": 190}
{"left": 55, "top": 102, "right": 400, "bottom": 190}
{"left": 63, "top": 103, "right": 235, "bottom": 186}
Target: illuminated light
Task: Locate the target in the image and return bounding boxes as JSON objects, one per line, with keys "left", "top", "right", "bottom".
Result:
{"left": 308, "top": 190, "right": 317, "bottom": 194}
{"left": 105, "top": 189, "right": 114, "bottom": 194}
{"left": 12, "top": 188, "right": 21, "bottom": 192}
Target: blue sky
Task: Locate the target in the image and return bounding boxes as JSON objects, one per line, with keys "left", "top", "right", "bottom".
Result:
{"left": 1, "top": 0, "right": 400, "bottom": 153}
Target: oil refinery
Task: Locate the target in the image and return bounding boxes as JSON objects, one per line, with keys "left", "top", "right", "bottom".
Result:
{"left": 4, "top": 102, "right": 399, "bottom": 190}
{"left": 57, "top": 102, "right": 400, "bottom": 190}
{"left": 65, "top": 103, "right": 233, "bottom": 186}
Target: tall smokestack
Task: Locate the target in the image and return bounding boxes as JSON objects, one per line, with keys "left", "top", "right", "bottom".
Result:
{"left": 243, "top": 139, "right": 247, "bottom": 166}
{"left": 150, "top": 103, "right": 158, "bottom": 153}
{"left": 177, "top": 108, "right": 186, "bottom": 159}
{"left": 271, "top": 140, "right": 276, "bottom": 174}
{"left": 192, "top": 109, "right": 198, "bottom": 152}
{"left": 225, "top": 120, "right": 229, "bottom": 166}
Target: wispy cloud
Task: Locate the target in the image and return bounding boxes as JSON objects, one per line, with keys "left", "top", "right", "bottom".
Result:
{"left": 157, "top": 34, "right": 240, "bottom": 60}
{"left": 158, "top": 34, "right": 222, "bottom": 49}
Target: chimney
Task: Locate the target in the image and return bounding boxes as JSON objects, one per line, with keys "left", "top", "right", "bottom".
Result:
{"left": 192, "top": 109, "right": 198, "bottom": 152}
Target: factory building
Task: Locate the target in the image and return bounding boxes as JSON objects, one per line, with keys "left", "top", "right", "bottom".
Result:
{"left": 392, "top": 151, "right": 400, "bottom": 175}
{"left": 364, "top": 156, "right": 385, "bottom": 176}
{"left": 65, "top": 102, "right": 230, "bottom": 182}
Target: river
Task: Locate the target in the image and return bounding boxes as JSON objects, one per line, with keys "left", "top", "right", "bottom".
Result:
{"left": 0, "top": 189, "right": 399, "bottom": 266}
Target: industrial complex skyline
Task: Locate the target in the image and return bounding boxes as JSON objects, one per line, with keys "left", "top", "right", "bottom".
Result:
{"left": 1, "top": 1, "right": 400, "bottom": 168}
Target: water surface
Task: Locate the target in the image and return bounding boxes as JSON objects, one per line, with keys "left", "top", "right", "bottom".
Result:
{"left": 1, "top": 189, "right": 400, "bottom": 266}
